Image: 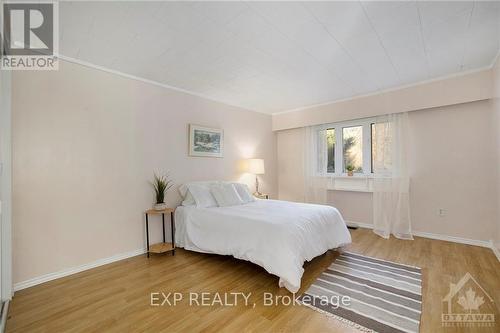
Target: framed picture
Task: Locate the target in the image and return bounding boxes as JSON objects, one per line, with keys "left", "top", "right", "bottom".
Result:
{"left": 189, "top": 124, "right": 224, "bottom": 158}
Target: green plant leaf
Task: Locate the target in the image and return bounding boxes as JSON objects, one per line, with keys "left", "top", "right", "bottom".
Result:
{"left": 151, "top": 172, "right": 174, "bottom": 204}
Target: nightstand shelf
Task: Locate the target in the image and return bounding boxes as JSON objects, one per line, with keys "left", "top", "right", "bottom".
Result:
{"left": 148, "top": 242, "right": 174, "bottom": 254}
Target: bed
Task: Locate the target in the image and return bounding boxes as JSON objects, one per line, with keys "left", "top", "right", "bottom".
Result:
{"left": 175, "top": 182, "right": 352, "bottom": 293}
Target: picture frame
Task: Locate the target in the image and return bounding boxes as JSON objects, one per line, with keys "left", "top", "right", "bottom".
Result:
{"left": 189, "top": 124, "right": 224, "bottom": 158}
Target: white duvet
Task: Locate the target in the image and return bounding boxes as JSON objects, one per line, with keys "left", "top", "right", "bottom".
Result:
{"left": 175, "top": 199, "right": 352, "bottom": 293}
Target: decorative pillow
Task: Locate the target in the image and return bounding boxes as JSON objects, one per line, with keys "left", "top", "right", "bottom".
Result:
{"left": 188, "top": 184, "right": 218, "bottom": 208}
{"left": 232, "top": 183, "right": 255, "bottom": 203}
{"left": 210, "top": 183, "right": 243, "bottom": 207}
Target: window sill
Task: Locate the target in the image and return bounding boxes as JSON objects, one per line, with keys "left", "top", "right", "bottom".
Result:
{"left": 329, "top": 187, "right": 373, "bottom": 193}
{"left": 330, "top": 174, "right": 374, "bottom": 179}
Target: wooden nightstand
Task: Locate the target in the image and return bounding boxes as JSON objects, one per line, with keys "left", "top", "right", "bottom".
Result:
{"left": 145, "top": 208, "right": 175, "bottom": 257}
{"left": 254, "top": 193, "right": 269, "bottom": 199}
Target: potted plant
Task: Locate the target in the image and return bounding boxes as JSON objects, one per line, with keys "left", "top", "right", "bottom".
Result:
{"left": 346, "top": 164, "right": 355, "bottom": 177}
{"left": 151, "top": 172, "right": 173, "bottom": 210}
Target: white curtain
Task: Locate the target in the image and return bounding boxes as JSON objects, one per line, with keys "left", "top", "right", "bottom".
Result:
{"left": 372, "top": 112, "right": 413, "bottom": 240}
{"left": 304, "top": 126, "right": 329, "bottom": 204}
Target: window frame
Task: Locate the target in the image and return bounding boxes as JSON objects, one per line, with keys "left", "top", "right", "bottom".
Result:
{"left": 370, "top": 123, "right": 375, "bottom": 174}
{"left": 316, "top": 118, "right": 375, "bottom": 177}
{"left": 325, "top": 128, "right": 336, "bottom": 173}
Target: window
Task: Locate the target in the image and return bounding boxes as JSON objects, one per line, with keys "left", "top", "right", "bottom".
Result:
{"left": 326, "top": 128, "right": 335, "bottom": 173}
{"left": 342, "top": 126, "right": 363, "bottom": 173}
{"left": 317, "top": 118, "right": 378, "bottom": 176}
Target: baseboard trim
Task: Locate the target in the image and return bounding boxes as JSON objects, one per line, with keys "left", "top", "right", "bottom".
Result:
{"left": 345, "top": 220, "right": 492, "bottom": 248}
{"left": 13, "top": 248, "right": 146, "bottom": 292}
{"left": 412, "top": 231, "right": 491, "bottom": 248}
{"left": 491, "top": 242, "right": 500, "bottom": 262}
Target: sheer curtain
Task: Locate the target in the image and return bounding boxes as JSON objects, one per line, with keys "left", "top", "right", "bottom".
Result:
{"left": 304, "top": 126, "right": 329, "bottom": 204}
{"left": 372, "top": 112, "right": 413, "bottom": 239}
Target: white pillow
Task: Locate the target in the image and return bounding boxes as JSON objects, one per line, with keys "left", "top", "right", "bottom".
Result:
{"left": 179, "top": 181, "right": 220, "bottom": 206}
{"left": 210, "top": 183, "right": 243, "bottom": 207}
{"left": 188, "top": 184, "right": 218, "bottom": 208}
{"left": 179, "top": 181, "right": 220, "bottom": 198}
{"left": 181, "top": 191, "right": 196, "bottom": 206}
{"left": 232, "top": 183, "right": 255, "bottom": 203}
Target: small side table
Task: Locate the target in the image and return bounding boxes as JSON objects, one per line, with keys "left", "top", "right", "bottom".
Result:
{"left": 145, "top": 208, "right": 175, "bottom": 257}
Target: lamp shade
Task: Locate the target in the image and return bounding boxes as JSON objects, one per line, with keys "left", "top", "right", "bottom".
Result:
{"left": 246, "top": 158, "right": 265, "bottom": 175}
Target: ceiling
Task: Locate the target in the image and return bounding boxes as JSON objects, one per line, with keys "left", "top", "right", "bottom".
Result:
{"left": 59, "top": 1, "right": 500, "bottom": 114}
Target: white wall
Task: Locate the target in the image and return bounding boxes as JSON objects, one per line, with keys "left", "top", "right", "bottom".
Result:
{"left": 277, "top": 100, "right": 497, "bottom": 243}
{"left": 12, "top": 60, "right": 277, "bottom": 285}
{"left": 407, "top": 101, "right": 496, "bottom": 241}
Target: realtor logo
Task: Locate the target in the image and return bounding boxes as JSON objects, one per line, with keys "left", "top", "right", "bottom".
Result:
{"left": 1, "top": 1, "right": 58, "bottom": 70}
{"left": 442, "top": 272, "right": 495, "bottom": 328}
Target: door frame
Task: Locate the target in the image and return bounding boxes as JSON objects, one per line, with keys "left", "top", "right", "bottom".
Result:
{"left": 0, "top": 69, "right": 13, "bottom": 301}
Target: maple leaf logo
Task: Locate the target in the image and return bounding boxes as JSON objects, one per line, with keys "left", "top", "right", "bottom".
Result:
{"left": 457, "top": 288, "right": 485, "bottom": 312}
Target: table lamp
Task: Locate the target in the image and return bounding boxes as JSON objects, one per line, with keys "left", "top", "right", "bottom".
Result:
{"left": 246, "top": 158, "right": 265, "bottom": 196}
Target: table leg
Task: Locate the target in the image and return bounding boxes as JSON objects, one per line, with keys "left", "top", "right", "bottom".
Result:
{"left": 145, "top": 213, "right": 150, "bottom": 258}
{"left": 162, "top": 213, "right": 166, "bottom": 243}
{"left": 171, "top": 211, "right": 175, "bottom": 256}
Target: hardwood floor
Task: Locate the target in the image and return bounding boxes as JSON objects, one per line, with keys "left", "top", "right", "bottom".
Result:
{"left": 6, "top": 229, "right": 500, "bottom": 333}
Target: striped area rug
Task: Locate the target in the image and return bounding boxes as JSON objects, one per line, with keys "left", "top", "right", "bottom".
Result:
{"left": 298, "top": 252, "right": 422, "bottom": 333}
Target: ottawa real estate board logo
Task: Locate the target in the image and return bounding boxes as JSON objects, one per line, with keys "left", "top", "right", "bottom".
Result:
{"left": 442, "top": 272, "right": 495, "bottom": 328}
{"left": 1, "top": 1, "right": 58, "bottom": 70}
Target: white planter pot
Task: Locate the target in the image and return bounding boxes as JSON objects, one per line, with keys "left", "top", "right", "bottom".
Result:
{"left": 154, "top": 203, "right": 167, "bottom": 210}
